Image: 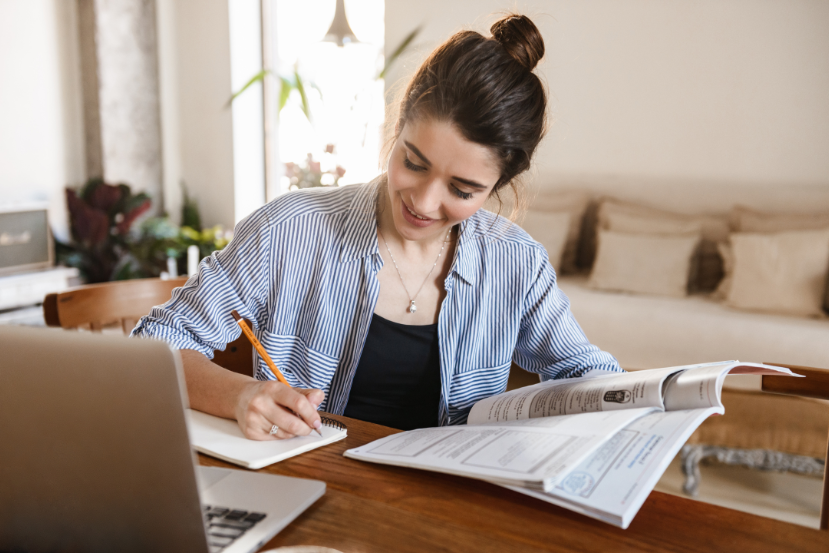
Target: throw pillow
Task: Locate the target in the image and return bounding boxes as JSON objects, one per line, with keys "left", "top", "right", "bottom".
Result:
{"left": 597, "top": 200, "right": 728, "bottom": 292}
{"left": 486, "top": 189, "right": 590, "bottom": 274}
{"left": 519, "top": 211, "right": 571, "bottom": 271}
{"left": 730, "top": 205, "right": 829, "bottom": 233}
{"left": 722, "top": 229, "right": 829, "bottom": 317}
{"left": 588, "top": 230, "right": 701, "bottom": 298}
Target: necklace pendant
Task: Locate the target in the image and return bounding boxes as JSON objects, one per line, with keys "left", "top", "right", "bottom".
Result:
{"left": 408, "top": 300, "right": 417, "bottom": 314}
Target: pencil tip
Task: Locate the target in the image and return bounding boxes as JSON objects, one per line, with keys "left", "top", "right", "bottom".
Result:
{"left": 230, "top": 309, "right": 242, "bottom": 321}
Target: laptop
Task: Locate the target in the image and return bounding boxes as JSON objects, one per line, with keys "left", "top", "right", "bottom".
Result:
{"left": 0, "top": 326, "right": 326, "bottom": 553}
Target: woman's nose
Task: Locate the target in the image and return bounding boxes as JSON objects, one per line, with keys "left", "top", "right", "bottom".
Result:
{"left": 410, "top": 178, "right": 443, "bottom": 215}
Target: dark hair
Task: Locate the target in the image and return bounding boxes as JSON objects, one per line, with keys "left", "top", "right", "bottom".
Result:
{"left": 393, "top": 14, "right": 547, "bottom": 205}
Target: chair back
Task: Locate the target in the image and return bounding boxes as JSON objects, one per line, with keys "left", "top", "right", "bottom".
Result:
{"left": 44, "top": 277, "right": 187, "bottom": 333}
{"left": 43, "top": 278, "right": 253, "bottom": 376}
{"left": 763, "top": 363, "right": 829, "bottom": 530}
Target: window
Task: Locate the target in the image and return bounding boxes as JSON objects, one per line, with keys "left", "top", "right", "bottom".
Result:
{"left": 271, "top": 0, "right": 385, "bottom": 192}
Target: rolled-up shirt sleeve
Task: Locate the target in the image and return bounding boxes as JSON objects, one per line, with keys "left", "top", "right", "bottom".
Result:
{"left": 130, "top": 209, "right": 273, "bottom": 358}
{"left": 513, "top": 247, "right": 623, "bottom": 381}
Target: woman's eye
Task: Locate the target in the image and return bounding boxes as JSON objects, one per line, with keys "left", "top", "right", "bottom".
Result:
{"left": 452, "top": 185, "right": 472, "bottom": 200}
{"left": 403, "top": 157, "right": 426, "bottom": 172}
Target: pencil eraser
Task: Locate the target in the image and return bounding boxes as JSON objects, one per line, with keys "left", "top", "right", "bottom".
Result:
{"left": 230, "top": 309, "right": 242, "bottom": 322}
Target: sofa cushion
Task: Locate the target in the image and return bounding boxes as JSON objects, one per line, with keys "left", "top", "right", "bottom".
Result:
{"left": 730, "top": 205, "right": 829, "bottom": 233}
{"left": 518, "top": 211, "right": 570, "bottom": 271}
{"left": 597, "top": 200, "right": 728, "bottom": 292}
{"left": 726, "top": 206, "right": 829, "bottom": 313}
{"left": 588, "top": 230, "right": 700, "bottom": 297}
{"left": 488, "top": 189, "right": 590, "bottom": 274}
{"left": 599, "top": 200, "right": 729, "bottom": 242}
{"left": 558, "top": 276, "right": 829, "bottom": 385}
{"left": 720, "top": 229, "right": 829, "bottom": 317}
{"left": 531, "top": 190, "right": 591, "bottom": 274}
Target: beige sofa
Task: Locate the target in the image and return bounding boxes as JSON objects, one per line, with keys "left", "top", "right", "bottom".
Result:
{"left": 512, "top": 185, "right": 829, "bottom": 491}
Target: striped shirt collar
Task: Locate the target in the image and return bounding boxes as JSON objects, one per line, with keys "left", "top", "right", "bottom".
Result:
{"left": 339, "top": 181, "right": 381, "bottom": 263}
{"left": 338, "top": 178, "right": 483, "bottom": 285}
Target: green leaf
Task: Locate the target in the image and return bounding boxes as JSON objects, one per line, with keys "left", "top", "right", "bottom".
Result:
{"left": 278, "top": 75, "right": 293, "bottom": 117}
{"left": 179, "top": 181, "right": 202, "bottom": 230}
{"left": 294, "top": 68, "right": 311, "bottom": 120}
{"left": 180, "top": 226, "right": 201, "bottom": 241}
{"left": 226, "top": 69, "right": 271, "bottom": 108}
{"left": 378, "top": 26, "right": 421, "bottom": 80}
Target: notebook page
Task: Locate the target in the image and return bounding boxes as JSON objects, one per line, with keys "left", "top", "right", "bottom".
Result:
{"left": 186, "top": 409, "right": 347, "bottom": 470}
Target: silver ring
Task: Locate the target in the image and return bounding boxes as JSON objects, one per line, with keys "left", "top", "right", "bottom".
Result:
{"left": 269, "top": 424, "right": 279, "bottom": 435}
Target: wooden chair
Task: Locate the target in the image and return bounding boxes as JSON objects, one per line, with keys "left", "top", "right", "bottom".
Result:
{"left": 43, "top": 277, "right": 253, "bottom": 376}
{"left": 762, "top": 363, "right": 829, "bottom": 530}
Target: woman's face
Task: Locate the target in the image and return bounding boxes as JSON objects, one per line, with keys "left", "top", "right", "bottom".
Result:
{"left": 386, "top": 118, "right": 501, "bottom": 243}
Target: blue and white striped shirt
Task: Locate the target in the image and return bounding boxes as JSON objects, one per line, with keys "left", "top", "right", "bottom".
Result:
{"left": 132, "top": 181, "right": 621, "bottom": 424}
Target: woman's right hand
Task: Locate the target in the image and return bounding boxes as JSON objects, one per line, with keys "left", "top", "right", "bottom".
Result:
{"left": 233, "top": 380, "right": 325, "bottom": 440}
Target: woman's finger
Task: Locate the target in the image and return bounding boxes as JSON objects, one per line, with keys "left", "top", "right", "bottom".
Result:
{"left": 271, "top": 386, "right": 322, "bottom": 434}
{"left": 295, "top": 388, "right": 325, "bottom": 408}
{"left": 245, "top": 383, "right": 314, "bottom": 436}
{"left": 272, "top": 427, "right": 296, "bottom": 440}
{"left": 254, "top": 399, "right": 312, "bottom": 437}
{"left": 259, "top": 413, "right": 296, "bottom": 440}
{"left": 241, "top": 411, "right": 296, "bottom": 440}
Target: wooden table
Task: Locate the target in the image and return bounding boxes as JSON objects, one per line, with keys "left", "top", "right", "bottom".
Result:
{"left": 198, "top": 415, "right": 828, "bottom": 553}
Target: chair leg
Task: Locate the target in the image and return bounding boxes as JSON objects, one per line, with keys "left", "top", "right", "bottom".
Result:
{"left": 821, "top": 428, "right": 828, "bottom": 531}
{"left": 680, "top": 444, "right": 703, "bottom": 497}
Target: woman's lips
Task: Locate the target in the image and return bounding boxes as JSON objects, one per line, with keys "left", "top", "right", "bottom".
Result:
{"left": 400, "top": 200, "right": 435, "bottom": 228}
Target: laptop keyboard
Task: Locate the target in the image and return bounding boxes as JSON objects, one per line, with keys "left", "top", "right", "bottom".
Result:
{"left": 203, "top": 505, "right": 267, "bottom": 552}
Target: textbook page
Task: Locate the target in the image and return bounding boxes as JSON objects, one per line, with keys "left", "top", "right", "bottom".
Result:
{"left": 468, "top": 367, "right": 683, "bottom": 424}
{"left": 344, "top": 407, "right": 658, "bottom": 492}
{"left": 662, "top": 361, "right": 799, "bottom": 411}
{"left": 469, "top": 361, "right": 800, "bottom": 424}
{"left": 505, "top": 407, "right": 719, "bottom": 529}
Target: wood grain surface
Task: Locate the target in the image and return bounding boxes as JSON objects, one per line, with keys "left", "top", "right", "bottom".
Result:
{"left": 198, "top": 415, "right": 828, "bottom": 553}
{"left": 763, "top": 363, "right": 829, "bottom": 401}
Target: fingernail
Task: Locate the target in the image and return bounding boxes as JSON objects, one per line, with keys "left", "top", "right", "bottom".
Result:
{"left": 313, "top": 420, "right": 322, "bottom": 429}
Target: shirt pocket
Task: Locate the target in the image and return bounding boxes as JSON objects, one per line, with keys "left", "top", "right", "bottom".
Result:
{"left": 447, "top": 360, "right": 512, "bottom": 414}
{"left": 257, "top": 331, "right": 339, "bottom": 392}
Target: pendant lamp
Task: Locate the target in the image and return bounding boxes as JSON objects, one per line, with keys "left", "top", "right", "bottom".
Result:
{"left": 322, "top": 0, "right": 359, "bottom": 46}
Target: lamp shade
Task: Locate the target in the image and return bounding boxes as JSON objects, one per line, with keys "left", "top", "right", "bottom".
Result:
{"left": 322, "top": 0, "right": 359, "bottom": 46}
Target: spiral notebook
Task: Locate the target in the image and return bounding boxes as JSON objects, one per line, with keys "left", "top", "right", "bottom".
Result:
{"left": 186, "top": 409, "right": 348, "bottom": 470}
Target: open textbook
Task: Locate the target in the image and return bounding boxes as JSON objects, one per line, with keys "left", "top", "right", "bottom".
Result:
{"left": 344, "top": 361, "right": 800, "bottom": 528}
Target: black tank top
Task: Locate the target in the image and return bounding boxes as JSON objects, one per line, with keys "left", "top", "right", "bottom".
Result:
{"left": 343, "top": 313, "right": 441, "bottom": 430}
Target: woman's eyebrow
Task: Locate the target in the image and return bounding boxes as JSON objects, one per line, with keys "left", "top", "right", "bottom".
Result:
{"left": 403, "top": 141, "right": 432, "bottom": 166}
{"left": 452, "top": 176, "right": 488, "bottom": 190}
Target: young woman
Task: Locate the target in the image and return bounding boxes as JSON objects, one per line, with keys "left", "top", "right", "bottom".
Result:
{"left": 133, "top": 14, "right": 622, "bottom": 440}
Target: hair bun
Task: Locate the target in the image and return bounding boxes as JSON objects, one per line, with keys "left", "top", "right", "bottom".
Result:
{"left": 490, "top": 14, "right": 545, "bottom": 71}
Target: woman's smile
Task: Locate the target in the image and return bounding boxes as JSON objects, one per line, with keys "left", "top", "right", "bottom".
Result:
{"left": 401, "top": 199, "right": 437, "bottom": 227}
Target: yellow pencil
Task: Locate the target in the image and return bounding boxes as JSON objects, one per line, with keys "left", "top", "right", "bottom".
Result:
{"left": 231, "top": 310, "right": 322, "bottom": 436}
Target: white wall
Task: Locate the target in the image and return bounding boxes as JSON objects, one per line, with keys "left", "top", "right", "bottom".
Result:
{"left": 1, "top": 0, "right": 262, "bottom": 239}
{"left": 0, "top": 0, "right": 85, "bottom": 241}
{"left": 385, "top": 0, "right": 829, "bottom": 213}
{"left": 157, "top": 0, "right": 237, "bottom": 229}
{"left": 228, "top": 0, "right": 266, "bottom": 224}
